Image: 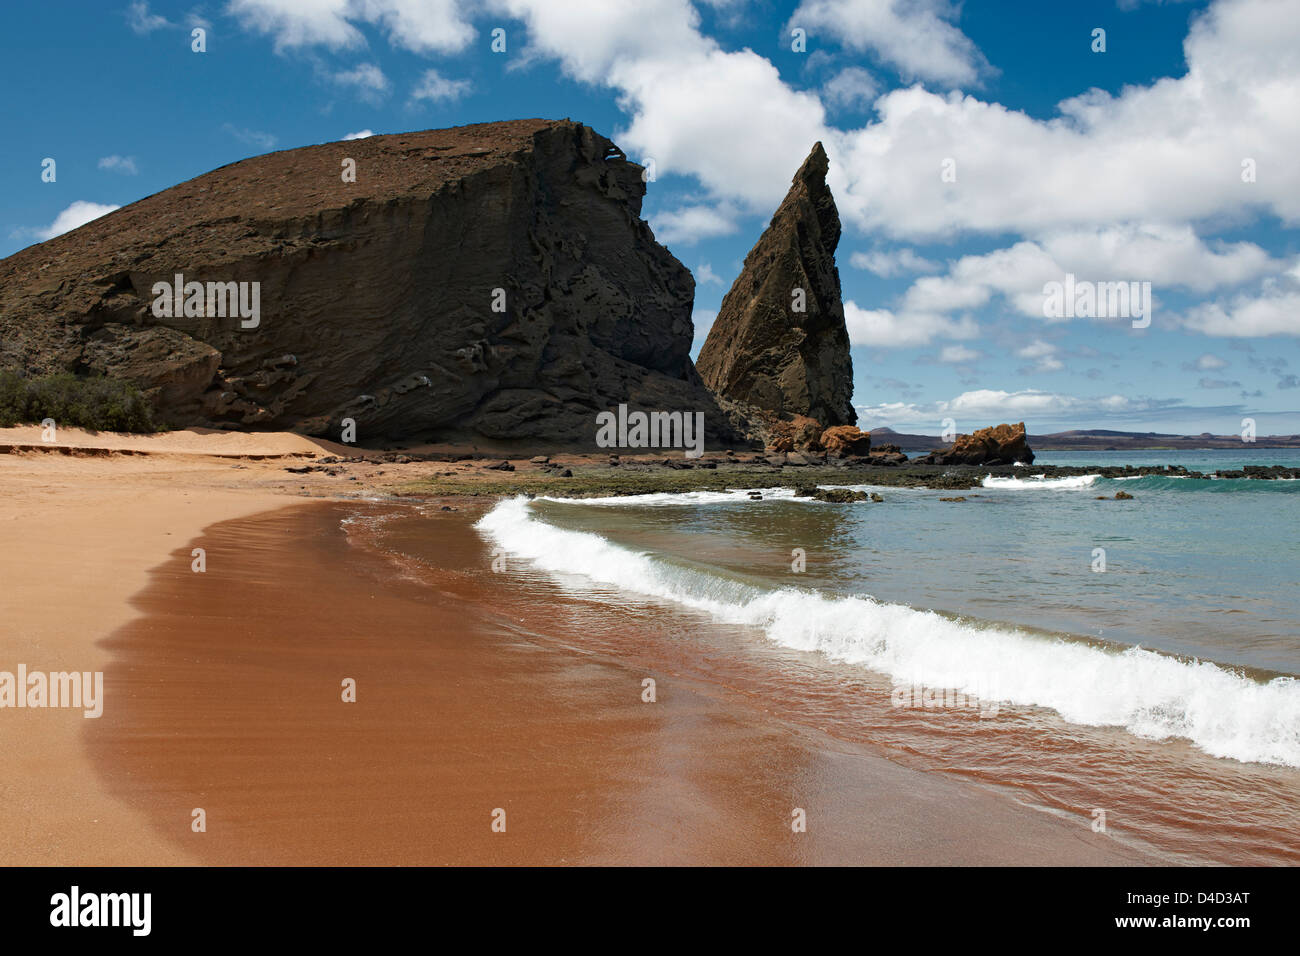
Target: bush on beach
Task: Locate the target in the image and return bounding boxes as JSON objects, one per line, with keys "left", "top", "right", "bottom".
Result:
{"left": 0, "top": 370, "right": 157, "bottom": 432}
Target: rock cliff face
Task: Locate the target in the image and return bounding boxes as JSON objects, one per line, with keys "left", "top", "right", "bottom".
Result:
{"left": 695, "top": 142, "right": 855, "bottom": 427}
{"left": 919, "top": 422, "right": 1035, "bottom": 465}
{"left": 0, "top": 119, "right": 737, "bottom": 446}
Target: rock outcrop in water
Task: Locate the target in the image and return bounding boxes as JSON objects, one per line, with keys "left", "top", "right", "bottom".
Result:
{"left": 820, "top": 425, "right": 872, "bottom": 457}
{"left": 918, "top": 422, "right": 1034, "bottom": 465}
{"left": 0, "top": 119, "right": 740, "bottom": 446}
{"left": 695, "top": 143, "right": 855, "bottom": 429}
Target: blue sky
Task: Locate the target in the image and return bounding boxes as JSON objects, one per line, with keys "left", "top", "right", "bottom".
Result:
{"left": 3, "top": 0, "right": 1299, "bottom": 435}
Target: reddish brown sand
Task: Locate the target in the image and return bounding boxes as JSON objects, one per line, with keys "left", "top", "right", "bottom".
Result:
{"left": 82, "top": 502, "right": 1153, "bottom": 865}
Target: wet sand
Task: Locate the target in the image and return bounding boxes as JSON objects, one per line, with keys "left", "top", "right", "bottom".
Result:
{"left": 81, "top": 501, "right": 1152, "bottom": 865}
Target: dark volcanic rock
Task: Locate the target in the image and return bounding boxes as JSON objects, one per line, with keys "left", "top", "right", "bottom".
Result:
{"left": 793, "top": 485, "right": 869, "bottom": 503}
{"left": 0, "top": 119, "right": 738, "bottom": 446}
{"left": 695, "top": 143, "right": 854, "bottom": 427}
{"left": 918, "top": 422, "right": 1034, "bottom": 466}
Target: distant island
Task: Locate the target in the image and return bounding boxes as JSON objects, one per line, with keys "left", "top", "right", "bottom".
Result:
{"left": 870, "top": 427, "right": 1300, "bottom": 451}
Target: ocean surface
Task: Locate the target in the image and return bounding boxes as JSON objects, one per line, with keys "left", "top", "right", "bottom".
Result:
{"left": 386, "top": 449, "right": 1300, "bottom": 864}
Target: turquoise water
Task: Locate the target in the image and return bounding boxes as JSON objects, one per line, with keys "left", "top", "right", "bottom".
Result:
{"left": 527, "top": 455, "right": 1300, "bottom": 676}
{"left": 469, "top": 449, "right": 1300, "bottom": 857}
{"left": 1034, "top": 448, "right": 1300, "bottom": 470}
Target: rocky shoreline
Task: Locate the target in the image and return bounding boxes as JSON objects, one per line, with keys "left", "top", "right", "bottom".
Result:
{"left": 382, "top": 452, "right": 1300, "bottom": 498}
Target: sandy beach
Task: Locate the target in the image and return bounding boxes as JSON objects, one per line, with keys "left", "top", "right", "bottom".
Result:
{"left": 0, "top": 426, "right": 1163, "bottom": 865}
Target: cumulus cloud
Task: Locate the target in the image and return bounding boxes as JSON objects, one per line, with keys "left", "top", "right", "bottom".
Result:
{"left": 1186, "top": 353, "right": 1228, "bottom": 370}
{"left": 342, "top": 129, "right": 375, "bottom": 140}
{"left": 864, "top": 224, "right": 1285, "bottom": 341}
{"left": 332, "top": 63, "right": 390, "bottom": 102}
{"left": 822, "top": 66, "right": 880, "bottom": 110}
{"left": 1182, "top": 288, "right": 1300, "bottom": 337}
{"left": 843, "top": 299, "right": 979, "bottom": 348}
{"left": 830, "top": 0, "right": 1300, "bottom": 239}
{"left": 789, "top": 0, "right": 990, "bottom": 87}
{"left": 1016, "top": 339, "right": 1064, "bottom": 372}
{"left": 34, "top": 201, "right": 121, "bottom": 240}
{"left": 849, "top": 246, "right": 940, "bottom": 277}
{"left": 226, "top": 0, "right": 475, "bottom": 54}
{"left": 695, "top": 262, "right": 725, "bottom": 286}
{"left": 855, "top": 388, "right": 1182, "bottom": 428}
{"left": 410, "top": 69, "right": 471, "bottom": 104}
{"left": 651, "top": 201, "right": 739, "bottom": 246}
{"left": 97, "top": 155, "right": 138, "bottom": 175}
{"left": 126, "top": 1, "right": 170, "bottom": 33}
{"left": 937, "top": 344, "right": 980, "bottom": 363}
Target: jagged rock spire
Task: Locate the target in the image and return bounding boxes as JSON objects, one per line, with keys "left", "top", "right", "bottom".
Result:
{"left": 696, "top": 142, "right": 855, "bottom": 426}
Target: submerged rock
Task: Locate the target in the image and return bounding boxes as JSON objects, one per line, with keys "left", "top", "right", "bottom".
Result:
{"left": 793, "top": 484, "right": 869, "bottom": 503}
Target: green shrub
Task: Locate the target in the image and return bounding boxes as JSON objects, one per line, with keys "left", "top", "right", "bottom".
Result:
{"left": 0, "top": 370, "right": 157, "bottom": 432}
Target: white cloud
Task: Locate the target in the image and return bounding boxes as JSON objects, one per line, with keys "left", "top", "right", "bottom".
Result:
{"left": 410, "top": 69, "right": 471, "bottom": 104}
{"left": 831, "top": 0, "right": 1300, "bottom": 240}
{"left": 938, "top": 344, "right": 980, "bottom": 363}
{"left": 492, "top": 0, "right": 826, "bottom": 211}
{"left": 222, "top": 124, "right": 277, "bottom": 150}
{"left": 871, "top": 224, "right": 1285, "bottom": 337}
{"left": 789, "top": 0, "right": 989, "bottom": 87}
{"left": 1183, "top": 289, "right": 1300, "bottom": 337}
{"left": 342, "top": 129, "right": 375, "bottom": 140}
{"left": 823, "top": 66, "right": 880, "bottom": 110}
{"left": 843, "top": 300, "right": 979, "bottom": 348}
{"left": 35, "top": 201, "right": 120, "bottom": 240}
{"left": 97, "top": 155, "right": 139, "bottom": 175}
{"left": 855, "top": 388, "right": 1170, "bottom": 428}
{"left": 651, "top": 201, "right": 739, "bottom": 246}
{"left": 126, "top": 1, "right": 171, "bottom": 33}
{"left": 332, "top": 63, "right": 390, "bottom": 102}
{"left": 225, "top": 0, "right": 475, "bottom": 54}
{"left": 1015, "top": 339, "right": 1064, "bottom": 372}
{"left": 696, "top": 262, "right": 725, "bottom": 286}
{"left": 1178, "top": 256, "right": 1300, "bottom": 337}
{"left": 1016, "top": 340, "right": 1055, "bottom": 360}
{"left": 849, "top": 246, "right": 940, "bottom": 277}
{"left": 1194, "top": 352, "right": 1228, "bottom": 369}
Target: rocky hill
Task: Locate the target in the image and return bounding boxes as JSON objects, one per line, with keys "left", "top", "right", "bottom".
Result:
{"left": 0, "top": 119, "right": 739, "bottom": 446}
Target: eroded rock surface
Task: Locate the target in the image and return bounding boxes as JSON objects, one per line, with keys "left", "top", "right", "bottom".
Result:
{"left": 695, "top": 142, "right": 855, "bottom": 428}
{"left": 919, "top": 422, "right": 1035, "bottom": 466}
{"left": 0, "top": 119, "right": 738, "bottom": 446}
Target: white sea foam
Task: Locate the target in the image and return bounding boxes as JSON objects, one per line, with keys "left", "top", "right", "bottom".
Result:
{"left": 982, "top": 474, "right": 1100, "bottom": 489}
{"left": 534, "top": 487, "right": 799, "bottom": 507}
{"left": 476, "top": 496, "right": 1300, "bottom": 768}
